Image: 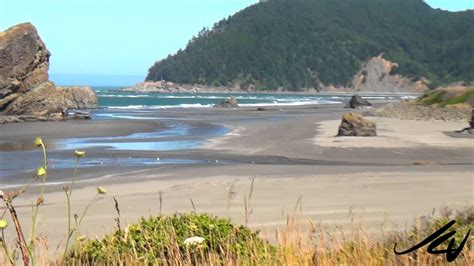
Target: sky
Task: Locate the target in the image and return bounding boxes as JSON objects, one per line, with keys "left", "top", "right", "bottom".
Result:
{"left": 1, "top": 0, "right": 473, "bottom": 86}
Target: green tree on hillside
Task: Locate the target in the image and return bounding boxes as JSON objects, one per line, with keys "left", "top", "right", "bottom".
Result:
{"left": 147, "top": 0, "right": 474, "bottom": 90}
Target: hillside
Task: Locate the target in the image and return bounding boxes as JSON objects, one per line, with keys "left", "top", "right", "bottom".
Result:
{"left": 146, "top": 0, "right": 474, "bottom": 91}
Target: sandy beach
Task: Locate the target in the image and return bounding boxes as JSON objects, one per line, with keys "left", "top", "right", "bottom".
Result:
{"left": 0, "top": 102, "right": 472, "bottom": 257}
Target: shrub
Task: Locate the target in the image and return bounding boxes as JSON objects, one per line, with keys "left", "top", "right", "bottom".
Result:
{"left": 72, "top": 213, "right": 275, "bottom": 264}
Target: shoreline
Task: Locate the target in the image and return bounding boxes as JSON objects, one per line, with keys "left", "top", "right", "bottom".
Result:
{"left": 118, "top": 85, "right": 423, "bottom": 97}
{"left": 0, "top": 101, "right": 472, "bottom": 254}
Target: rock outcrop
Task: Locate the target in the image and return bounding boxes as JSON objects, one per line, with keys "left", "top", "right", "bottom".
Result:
{"left": 337, "top": 113, "right": 377, "bottom": 137}
{"left": 58, "top": 86, "right": 97, "bottom": 109}
{"left": 121, "top": 81, "right": 246, "bottom": 93}
{"left": 214, "top": 97, "right": 239, "bottom": 108}
{"left": 0, "top": 23, "right": 97, "bottom": 122}
{"left": 0, "top": 23, "right": 50, "bottom": 108}
{"left": 4, "top": 82, "right": 96, "bottom": 116}
{"left": 345, "top": 95, "right": 372, "bottom": 109}
{"left": 349, "top": 54, "right": 429, "bottom": 93}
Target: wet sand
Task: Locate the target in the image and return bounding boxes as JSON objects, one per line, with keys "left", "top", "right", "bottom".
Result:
{"left": 0, "top": 102, "right": 472, "bottom": 256}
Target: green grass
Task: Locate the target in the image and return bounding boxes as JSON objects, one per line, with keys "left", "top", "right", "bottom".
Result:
{"left": 418, "top": 88, "right": 474, "bottom": 107}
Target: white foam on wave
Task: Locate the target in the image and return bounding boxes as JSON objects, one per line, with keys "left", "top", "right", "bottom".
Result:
{"left": 105, "top": 103, "right": 213, "bottom": 110}
{"left": 161, "top": 95, "right": 264, "bottom": 100}
{"left": 95, "top": 113, "right": 156, "bottom": 120}
{"left": 100, "top": 94, "right": 151, "bottom": 98}
{"left": 106, "top": 105, "right": 147, "bottom": 109}
{"left": 400, "top": 95, "right": 418, "bottom": 100}
{"left": 239, "top": 100, "right": 340, "bottom": 107}
{"left": 178, "top": 103, "right": 213, "bottom": 108}
{"left": 104, "top": 99, "right": 342, "bottom": 110}
{"left": 362, "top": 96, "right": 394, "bottom": 100}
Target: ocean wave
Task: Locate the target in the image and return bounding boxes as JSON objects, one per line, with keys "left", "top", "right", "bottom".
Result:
{"left": 239, "top": 100, "right": 340, "bottom": 107}
{"left": 99, "top": 94, "right": 151, "bottom": 98}
{"left": 362, "top": 96, "right": 394, "bottom": 100}
{"left": 178, "top": 103, "right": 214, "bottom": 108}
{"left": 159, "top": 95, "right": 266, "bottom": 100}
{"left": 105, "top": 104, "right": 213, "bottom": 110}
{"left": 400, "top": 95, "right": 418, "bottom": 99}
{"left": 104, "top": 100, "right": 340, "bottom": 110}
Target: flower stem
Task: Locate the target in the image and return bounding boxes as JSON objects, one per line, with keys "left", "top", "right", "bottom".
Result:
{"left": 62, "top": 191, "right": 72, "bottom": 260}
{"left": 1, "top": 229, "right": 15, "bottom": 265}
{"left": 30, "top": 143, "right": 48, "bottom": 263}
{"left": 62, "top": 157, "right": 80, "bottom": 260}
{"left": 79, "top": 194, "right": 98, "bottom": 225}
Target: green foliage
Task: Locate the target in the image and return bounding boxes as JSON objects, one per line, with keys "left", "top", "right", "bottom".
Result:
{"left": 146, "top": 0, "right": 474, "bottom": 91}
{"left": 418, "top": 88, "right": 474, "bottom": 106}
{"left": 73, "top": 213, "right": 274, "bottom": 264}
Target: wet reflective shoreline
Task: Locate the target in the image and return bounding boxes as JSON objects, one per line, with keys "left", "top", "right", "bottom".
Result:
{"left": 0, "top": 112, "right": 230, "bottom": 181}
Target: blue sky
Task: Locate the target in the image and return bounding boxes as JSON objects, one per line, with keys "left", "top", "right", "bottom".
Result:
{"left": 1, "top": 0, "right": 472, "bottom": 86}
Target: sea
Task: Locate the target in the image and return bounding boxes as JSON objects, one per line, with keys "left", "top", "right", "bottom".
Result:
{"left": 95, "top": 86, "right": 391, "bottom": 110}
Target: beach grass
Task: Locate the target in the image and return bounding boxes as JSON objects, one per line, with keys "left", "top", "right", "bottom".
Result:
{"left": 418, "top": 87, "right": 474, "bottom": 107}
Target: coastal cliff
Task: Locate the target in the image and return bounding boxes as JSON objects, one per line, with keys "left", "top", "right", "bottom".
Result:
{"left": 0, "top": 23, "right": 97, "bottom": 123}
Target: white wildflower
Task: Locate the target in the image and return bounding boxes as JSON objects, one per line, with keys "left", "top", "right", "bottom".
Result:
{"left": 183, "top": 236, "right": 205, "bottom": 246}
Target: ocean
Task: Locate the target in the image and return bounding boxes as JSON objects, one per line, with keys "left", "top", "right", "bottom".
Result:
{"left": 95, "top": 86, "right": 420, "bottom": 110}
{"left": 96, "top": 87, "right": 351, "bottom": 109}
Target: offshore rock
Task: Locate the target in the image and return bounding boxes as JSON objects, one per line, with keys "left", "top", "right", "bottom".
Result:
{"left": 214, "top": 97, "right": 239, "bottom": 108}
{"left": 345, "top": 95, "right": 372, "bottom": 109}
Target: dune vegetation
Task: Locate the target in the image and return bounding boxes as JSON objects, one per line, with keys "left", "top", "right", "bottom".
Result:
{"left": 417, "top": 87, "right": 474, "bottom": 107}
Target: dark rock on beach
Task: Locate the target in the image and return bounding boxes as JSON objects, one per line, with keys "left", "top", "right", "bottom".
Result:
{"left": 345, "top": 95, "right": 372, "bottom": 109}
{"left": 214, "top": 97, "right": 239, "bottom": 108}
{"left": 337, "top": 113, "right": 377, "bottom": 137}
{"left": 0, "top": 23, "right": 97, "bottom": 122}
{"left": 455, "top": 109, "right": 474, "bottom": 134}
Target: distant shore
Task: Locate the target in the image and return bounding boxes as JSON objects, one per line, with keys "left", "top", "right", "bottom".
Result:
{"left": 120, "top": 81, "right": 424, "bottom": 96}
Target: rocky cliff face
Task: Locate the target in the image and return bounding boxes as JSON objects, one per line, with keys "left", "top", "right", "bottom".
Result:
{"left": 348, "top": 54, "right": 428, "bottom": 93}
{"left": 0, "top": 23, "right": 97, "bottom": 122}
{"left": 0, "top": 23, "right": 50, "bottom": 107}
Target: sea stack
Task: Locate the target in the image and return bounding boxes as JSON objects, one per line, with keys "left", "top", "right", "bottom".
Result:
{"left": 0, "top": 23, "right": 97, "bottom": 123}
{"left": 214, "top": 97, "right": 239, "bottom": 108}
{"left": 345, "top": 95, "right": 372, "bottom": 109}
